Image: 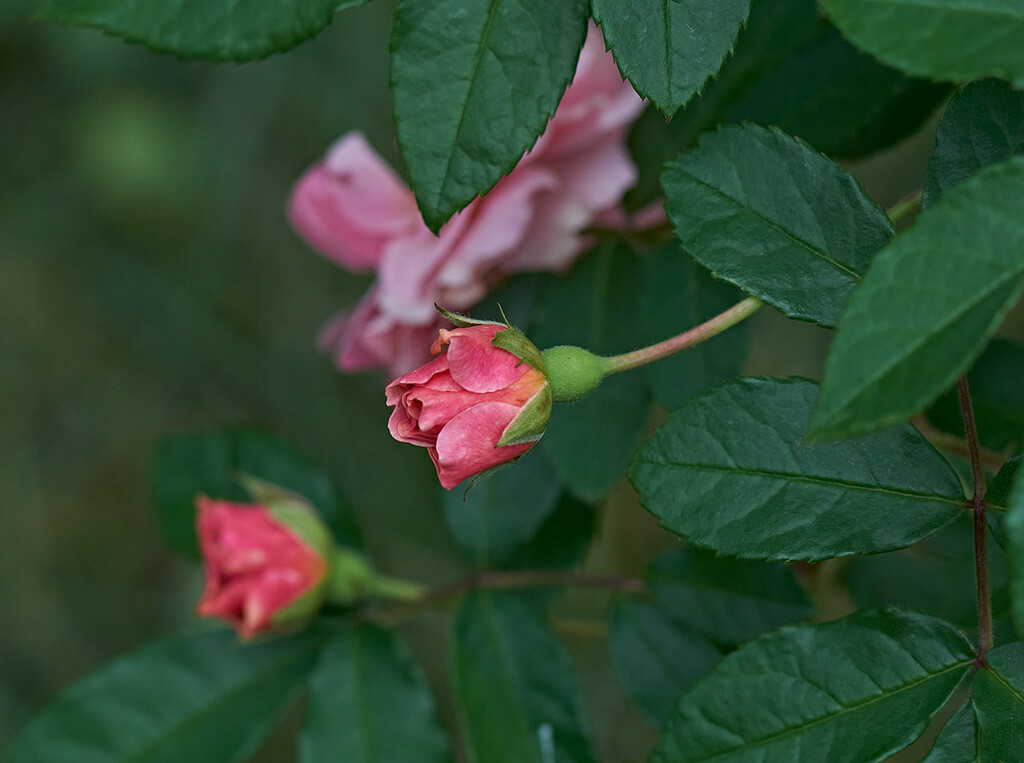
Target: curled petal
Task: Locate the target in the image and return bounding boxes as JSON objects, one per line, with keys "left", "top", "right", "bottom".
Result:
{"left": 431, "top": 402, "right": 537, "bottom": 489}
{"left": 288, "top": 133, "right": 420, "bottom": 271}
{"left": 445, "top": 325, "right": 528, "bottom": 393}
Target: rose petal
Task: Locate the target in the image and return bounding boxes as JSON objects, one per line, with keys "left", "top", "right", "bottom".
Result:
{"left": 385, "top": 352, "right": 452, "bottom": 399}
{"left": 322, "top": 291, "right": 444, "bottom": 377}
{"left": 433, "top": 167, "right": 557, "bottom": 306}
{"left": 376, "top": 218, "right": 472, "bottom": 324}
{"left": 431, "top": 402, "right": 536, "bottom": 489}
{"left": 444, "top": 326, "right": 527, "bottom": 393}
{"left": 288, "top": 133, "right": 420, "bottom": 271}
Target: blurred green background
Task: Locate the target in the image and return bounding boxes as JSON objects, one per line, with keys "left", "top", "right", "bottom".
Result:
{"left": 2, "top": 1, "right": 1010, "bottom": 759}
{"left": 0, "top": 0, "right": 452, "bottom": 751}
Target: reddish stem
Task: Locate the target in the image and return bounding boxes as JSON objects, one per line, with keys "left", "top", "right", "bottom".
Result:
{"left": 361, "top": 569, "right": 646, "bottom": 625}
{"left": 601, "top": 296, "right": 762, "bottom": 375}
{"left": 958, "top": 376, "right": 991, "bottom": 665}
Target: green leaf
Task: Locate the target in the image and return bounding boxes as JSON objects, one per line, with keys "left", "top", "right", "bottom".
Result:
{"left": 591, "top": 0, "right": 749, "bottom": 117}
{"left": 152, "top": 428, "right": 361, "bottom": 558}
{"left": 927, "top": 339, "right": 1024, "bottom": 452}
{"left": 442, "top": 448, "right": 562, "bottom": 567}
{"left": 662, "top": 124, "right": 894, "bottom": 328}
{"left": 809, "top": 157, "right": 1024, "bottom": 441}
{"left": 624, "top": 0, "right": 826, "bottom": 210}
{"left": 608, "top": 598, "right": 721, "bottom": 728}
{"left": 973, "top": 642, "right": 1024, "bottom": 759}
{"left": 451, "top": 591, "right": 595, "bottom": 763}
{"left": 38, "top": 0, "right": 367, "bottom": 61}
{"left": 534, "top": 245, "right": 651, "bottom": 502}
{"left": 630, "top": 378, "right": 965, "bottom": 561}
{"left": 639, "top": 243, "right": 748, "bottom": 411}
{"left": 725, "top": 27, "right": 950, "bottom": 158}
{"left": 4, "top": 629, "right": 320, "bottom": 762}
{"left": 822, "top": 0, "right": 1024, "bottom": 88}
{"left": 925, "top": 79, "right": 1024, "bottom": 209}
{"left": 299, "top": 625, "right": 449, "bottom": 763}
{"left": 652, "top": 608, "right": 975, "bottom": 762}
{"left": 1006, "top": 466, "right": 1024, "bottom": 639}
{"left": 922, "top": 703, "right": 978, "bottom": 762}
{"left": 391, "top": 0, "right": 588, "bottom": 231}
{"left": 646, "top": 546, "right": 813, "bottom": 644}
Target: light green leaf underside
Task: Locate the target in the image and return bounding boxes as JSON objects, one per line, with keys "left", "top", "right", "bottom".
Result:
{"left": 630, "top": 378, "right": 964, "bottom": 561}
{"left": 823, "top": 0, "right": 1024, "bottom": 88}
{"left": 653, "top": 608, "right": 974, "bottom": 762}
{"left": 810, "top": 156, "right": 1024, "bottom": 441}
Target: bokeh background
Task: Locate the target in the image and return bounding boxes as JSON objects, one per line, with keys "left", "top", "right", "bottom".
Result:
{"left": 0, "top": 1, "right": 991, "bottom": 759}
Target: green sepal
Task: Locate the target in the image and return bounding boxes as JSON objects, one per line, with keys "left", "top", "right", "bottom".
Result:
{"left": 240, "top": 474, "right": 311, "bottom": 512}
{"left": 493, "top": 327, "right": 546, "bottom": 374}
{"left": 271, "top": 577, "right": 327, "bottom": 627}
{"left": 435, "top": 304, "right": 506, "bottom": 329}
{"left": 263, "top": 498, "right": 335, "bottom": 629}
{"left": 264, "top": 498, "right": 333, "bottom": 562}
{"left": 497, "top": 385, "right": 553, "bottom": 447}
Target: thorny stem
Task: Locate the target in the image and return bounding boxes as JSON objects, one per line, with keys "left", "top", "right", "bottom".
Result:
{"left": 601, "top": 296, "right": 763, "bottom": 376}
{"left": 887, "top": 188, "right": 923, "bottom": 226}
{"left": 361, "top": 569, "right": 646, "bottom": 626}
{"left": 958, "top": 376, "right": 992, "bottom": 665}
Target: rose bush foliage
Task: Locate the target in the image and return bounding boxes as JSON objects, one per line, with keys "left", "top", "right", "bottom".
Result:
{"left": 9, "top": 1, "right": 1024, "bottom": 763}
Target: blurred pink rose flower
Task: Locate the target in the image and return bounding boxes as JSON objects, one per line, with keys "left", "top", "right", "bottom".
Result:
{"left": 289, "top": 24, "right": 645, "bottom": 377}
{"left": 386, "top": 324, "right": 550, "bottom": 489}
{"left": 195, "top": 497, "right": 329, "bottom": 639}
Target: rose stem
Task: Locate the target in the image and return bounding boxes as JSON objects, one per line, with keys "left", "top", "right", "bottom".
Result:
{"left": 363, "top": 569, "right": 646, "bottom": 626}
{"left": 958, "top": 375, "right": 992, "bottom": 665}
{"left": 600, "top": 296, "right": 762, "bottom": 376}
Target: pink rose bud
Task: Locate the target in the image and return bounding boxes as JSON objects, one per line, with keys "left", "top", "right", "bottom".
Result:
{"left": 386, "top": 320, "right": 552, "bottom": 489}
{"left": 195, "top": 496, "right": 332, "bottom": 639}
